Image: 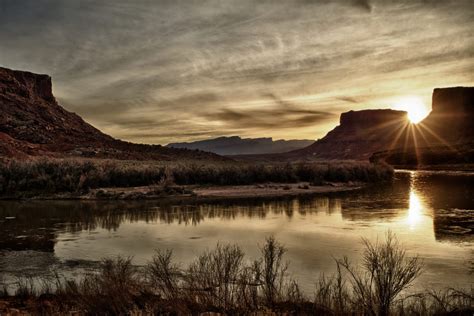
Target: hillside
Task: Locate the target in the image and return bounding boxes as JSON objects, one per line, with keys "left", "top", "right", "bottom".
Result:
{"left": 167, "top": 136, "right": 314, "bottom": 155}
{"left": 0, "top": 67, "right": 224, "bottom": 161}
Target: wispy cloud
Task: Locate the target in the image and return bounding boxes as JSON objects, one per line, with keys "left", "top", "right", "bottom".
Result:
{"left": 0, "top": 0, "right": 473, "bottom": 144}
{"left": 203, "top": 94, "right": 334, "bottom": 130}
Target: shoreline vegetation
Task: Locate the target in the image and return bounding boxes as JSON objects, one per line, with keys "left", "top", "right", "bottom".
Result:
{"left": 0, "top": 233, "right": 472, "bottom": 315}
{"left": 0, "top": 159, "right": 393, "bottom": 200}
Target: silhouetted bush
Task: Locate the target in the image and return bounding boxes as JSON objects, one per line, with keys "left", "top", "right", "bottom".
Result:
{"left": 1, "top": 234, "right": 472, "bottom": 315}
{"left": 335, "top": 231, "right": 423, "bottom": 315}
{"left": 71, "top": 256, "right": 142, "bottom": 315}
{"left": 0, "top": 159, "right": 394, "bottom": 196}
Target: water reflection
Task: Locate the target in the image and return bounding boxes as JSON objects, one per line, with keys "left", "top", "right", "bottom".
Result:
{"left": 404, "top": 171, "right": 428, "bottom": 231}
{"left": 0, "top": 198, "right": 344, "bottom": 252}
{"left": 0, "top": 171, "right": 473, "bottom": 290}
{"left": 0, "top": 172, "right": 472, "bottom": 253}
{"left": 407, "top": 191, "right": 423, "bottom": 229}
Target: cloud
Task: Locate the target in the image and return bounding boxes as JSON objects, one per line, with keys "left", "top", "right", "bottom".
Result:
{"left": 352, "top": 0, "right": 373, "bottom": 12}
{"left": 0, "top": 0, "right": 473, "bottom": 143}
{"left": 205, "top": 108, "right": 333, "bottom": 129}
{"left": 124, "top": 130, "right": 234, "bottom": 140}
{"left": 203, "top": 94, "right": 335, "bottom": 130}
{"left": 336, "top": 96, "right": 359, "bottom": 104}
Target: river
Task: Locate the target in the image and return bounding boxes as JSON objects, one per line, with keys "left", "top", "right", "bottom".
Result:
{"left": 0, "top": 170, "right": 472, "bottom": 293}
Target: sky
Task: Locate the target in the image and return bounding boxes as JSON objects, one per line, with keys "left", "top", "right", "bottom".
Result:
{"left": 1, "top": 0, "right": 473, "bottom": 144}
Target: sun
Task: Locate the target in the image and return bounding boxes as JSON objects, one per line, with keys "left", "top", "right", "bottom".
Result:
{"left": 393, "top": 96, "right": 430, "bottom": 124}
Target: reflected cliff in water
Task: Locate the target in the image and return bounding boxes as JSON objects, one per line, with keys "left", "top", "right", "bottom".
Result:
{"left": 0, "top": 171, "right": 472, "bottom": 253}
{"left": 0, "top": 170, "right": 473, "bottom": 291}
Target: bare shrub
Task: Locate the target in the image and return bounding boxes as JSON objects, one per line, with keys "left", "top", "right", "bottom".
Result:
{"left": 146, "top": 249, "right": 181, "bottom": 300}
{"left": 259, "top": 236, "right": 288, "bottom": 306}
{"left": 314, "top": 264, "right": 350, "bottom": 314}
{"left": 184, "top": 243, "right": 245, "bottom": 310}
{"left": 3, "top": 235, "right": 470, "bottom": 315}
{"left": 285, "top": 279, "right": 305, "bottom": 304}
{"left": 336, "top": 231, "right": 423, "bottom": 316}
{"left": 74, "top": 256, "right": 141, "bottom": 315}
{"left": 235, "top": 260, "right": 262, "bottom": 310}
{"left": 396, "top": 288, "right": 474, "bottom": 315}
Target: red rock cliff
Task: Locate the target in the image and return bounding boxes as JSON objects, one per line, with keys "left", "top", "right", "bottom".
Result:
{"left": 0, "top": 67, "right": 224, "bottom": 161}
{"left": 422, "top": 87, "right": 474, "bottom": 144}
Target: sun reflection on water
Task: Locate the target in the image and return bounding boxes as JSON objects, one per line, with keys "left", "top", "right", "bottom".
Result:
{"left": 407, "top": 190, "right": 423, "bottom": 229}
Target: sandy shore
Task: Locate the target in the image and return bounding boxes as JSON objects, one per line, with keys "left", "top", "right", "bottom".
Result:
{"left": 192, "top": 182, "right": 362, "bottom": 198}
{"left": 84, "top": 182, "right": 363, "bottom": 200}
{"left": 4, "top": 182, "right": 363, "bottom": 200}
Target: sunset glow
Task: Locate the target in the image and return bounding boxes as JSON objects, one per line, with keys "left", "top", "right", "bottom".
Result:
{"left": 0, "top": 1, "right": 473, "bottom": 313}
{"left": 393, "top": 96, "right": 430, "bottom": 124}
{"left": 1, "top": 1, "right": 472, "bottom": 144}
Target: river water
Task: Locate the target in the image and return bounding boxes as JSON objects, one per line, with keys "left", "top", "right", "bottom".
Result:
{"left": 0, "top": 170, "right": 473, "bottom": 293}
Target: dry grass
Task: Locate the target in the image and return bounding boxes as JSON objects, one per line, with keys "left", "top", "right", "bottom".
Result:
{"left": 1, "top": 234, "right": 471, "bottom": 315}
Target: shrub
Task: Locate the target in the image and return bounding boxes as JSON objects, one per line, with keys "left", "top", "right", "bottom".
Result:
{"left": 74, "top": 256, "right": 141, "bottom": 315}
{"left": 336, "top": 231, "right": 423, "bottom": 316}
{"left": 1, "top": 234, "right": 472, "bottom": 315}
{"left": 259, "top": 236, "right": 288, "bottom": 306}
{"left": 0, "top": 158, "right": 394, "bottom": 196}
{"left": 146, "top": 249, "right": 181, "bottom": 301}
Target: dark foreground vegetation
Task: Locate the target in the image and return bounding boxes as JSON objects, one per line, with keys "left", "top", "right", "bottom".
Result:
{"left": 0, "top": 159, "right": 393, "bottom": 197}
{"left": 0, "top": 233, "right": 472, "bottom": 315}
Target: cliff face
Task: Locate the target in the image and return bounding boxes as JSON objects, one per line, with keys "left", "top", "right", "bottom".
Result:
{"left": 292, "top": 109, "right": 411, "bottom": 160}
{"left": 0, "top": 67, "right": 224, "bottom": 161}
{"left": 432, "top": 87, "right": 474, "bottom": 114}
{"left": 339, "top": 109, "right": 407, "bottom": 128}
{"left": 0, "top": 67, "right": 113, "bottom": 148}
{"left": 0, "top": 68, "right": 54, "bottom": 102}
{"left": 422, "top": 87, "right": 474, "bottom": 144}
{"left": 167, "top": 136, "right": 314, "bottom": 155}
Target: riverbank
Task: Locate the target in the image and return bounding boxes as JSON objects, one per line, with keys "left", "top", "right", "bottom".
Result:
{"left": 0, "top": 182, "right": 363, "bottom": 201}
{"left": 0, "top": 158, "right": 392, "bottom": 200}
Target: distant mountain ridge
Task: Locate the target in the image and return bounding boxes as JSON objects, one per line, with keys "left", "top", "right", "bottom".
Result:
{"left": 0, "top": 67, "right": 224, "bottom": 161}
{"left": 167, "top": 136, "right": 314, "bottom": 155}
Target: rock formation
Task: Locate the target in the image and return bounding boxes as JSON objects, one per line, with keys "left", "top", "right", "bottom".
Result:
{"left": 282, "top": 87, "right": 473, "bottom": 162}
{"left": 371, "top": 87, "right": 474, "bottom": 165}
{"left": 422, "top": 87, "right": 474, "bottom": 144}
{"left": 2, "top": 66, "right": 471, "bottom": 164}
{"left": 289, "top": 109, "right": 412, "bottom": 160}
{"left": 0, "top": 67, "right": 224, "bottom": 161}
